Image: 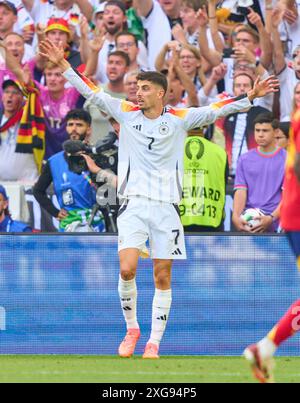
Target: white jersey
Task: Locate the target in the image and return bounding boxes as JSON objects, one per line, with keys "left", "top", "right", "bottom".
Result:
{"left": 63, "top": 68, "right": 252, "bottom": 203}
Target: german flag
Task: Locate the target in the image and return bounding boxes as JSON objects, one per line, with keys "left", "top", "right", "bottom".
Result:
{"left": 16, "top": 83, "right": 45, "bottom": 174}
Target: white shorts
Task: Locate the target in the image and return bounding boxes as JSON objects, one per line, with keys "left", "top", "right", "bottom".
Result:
{"left": 117, "top": 197, "right": 186, "bottom": 260}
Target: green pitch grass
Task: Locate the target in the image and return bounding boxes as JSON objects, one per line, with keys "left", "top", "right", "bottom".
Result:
{"left": 0, "top": 356, "right": 300, "bottom": 383}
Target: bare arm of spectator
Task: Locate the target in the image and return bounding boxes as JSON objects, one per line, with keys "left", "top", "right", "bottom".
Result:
{"left": 75, "top": 0, "right": 94, "bottom": 22}
{"left": 84, "top": 34, "right": 106, "bottom": 77}
{"left": 233, "top": 46, "right": 268, "bottom": 77}
{"left": 197, "top": 9, "right": 222, "bottom": 68}
{"left": 232, "top": 189, "right": 251, "bottom": 232}
{"left": 172, "top": 24, "right": 188, "bottom": 46}
{"left": 201, "top": 63, "right": 227, "bottom": 98}
{"left": 264, "top": 0, "right": 273, "bottom": 34}
{"left": 171, "top": 51, "right": 199, "bottom": 107}
{"left": 247, "top": 8, "right": 273, "bottom": 70}
{"left": 79, "top": 17, "right": 91, "bottom": 65}
{"left": 208, "top": 0, "right": 225, "bottom": 53}
{"left": 155, "top": 41, "right": 180, "bottom": 72}
{"left": 279, "top": 0, "right": 299, "bottom": 24}
{"left": 35, "top": 23, "right": 48, "bottom": 72}
{"left": 271, "top": 7, "right": 286, "bottom": 75}
{"left": 22, "top": 0, "right": 34, "bottom": 12}
{"left": 135, "top": 0, "right": 153, "bottom": 17}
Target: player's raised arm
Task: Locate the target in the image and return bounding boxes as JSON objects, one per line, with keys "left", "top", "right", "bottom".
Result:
{"left": 183, "top": 75, "right": 279, "bottom": 131}
{"left": 39, "top": 40, "right": 124, "bottom": 121}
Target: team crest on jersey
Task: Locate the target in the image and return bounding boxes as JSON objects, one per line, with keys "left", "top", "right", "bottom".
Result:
{"left": 159, "top": 122, "right": 169, "bottom": 135}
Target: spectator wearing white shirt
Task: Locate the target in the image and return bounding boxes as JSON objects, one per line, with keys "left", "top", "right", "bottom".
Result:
{"left": 0, "top": 1, "right": 34, "bottom": 59}
{"left": 90, "top": 1, "right": 148, "bottom": 84}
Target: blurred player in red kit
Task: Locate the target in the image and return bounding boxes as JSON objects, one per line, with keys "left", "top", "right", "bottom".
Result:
{"left": 244, "top": 108, "right": 300, "bottom": 383}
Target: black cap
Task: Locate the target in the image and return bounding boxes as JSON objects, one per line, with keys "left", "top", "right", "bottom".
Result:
{"left": 2, "top": 79, "right": 23, "bottom": 92}
{"left": 0, "top": 1, "right": 18, "bottom": 15}
{"left": 105, "top": 0, "right": 126, "bottom": 14}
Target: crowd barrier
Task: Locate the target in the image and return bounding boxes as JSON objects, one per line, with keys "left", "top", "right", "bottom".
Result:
{"left": 0, "top": 234, "right": 299, "bottom": 355}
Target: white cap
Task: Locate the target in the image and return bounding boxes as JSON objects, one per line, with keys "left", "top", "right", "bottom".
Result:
{"left": 94, "top": 2, "right": 107, "bottom": 18}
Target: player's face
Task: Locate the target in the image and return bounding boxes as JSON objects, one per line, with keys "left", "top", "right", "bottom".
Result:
{"left": 4, "top": 34, "right": 25, "bottom": 63}
{"left": 116, "top": 35, "right": 139, "bottom": 64}
{"left": 233, "top": 75, "right": 252, "bottom": 97}
{"left": 45, "top": 67, "right": 66, "bottom": 93}
{"left": 136, "top": 80, "right": 165, "bottom": 110}
{"left": 106, "top": 55, "right": 128, "bottom": 83}
{"left": 103, "top": 5, "right": 126, "bottom": 35}
{"left": 254, "top": 123, "right": 275, "bottom": 148}
{"left": 2, "top": 85, "right": 23, "bottom": 114}
{"left": 124, "top": 74, "right": 138, "bottom": 103}
{"left": 0, "top": 6, "right": 17, "bottom": 33}
{"left": 0, "top": 194, "right": 8, "bottom": 219}
{"left": 179, "top": 49, "right": 200, "bottom": 76}
{"left": 66, "top": 119, "right": 91, "bottom": 142}
{"left": 294, "top": 83, "right": 300, "bottom": 108}
{"left": 46, "top": 30, "right": 69, "bottom": 48}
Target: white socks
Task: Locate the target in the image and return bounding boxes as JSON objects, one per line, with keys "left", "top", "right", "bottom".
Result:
{"left": 118, "top": 279, "right": 172, "bottom": 345}
{"left": 149, "top": 289, "right": 172, "bottom": 347}
{"left": 118, "top": 276, "right": 139, "bottom": 330}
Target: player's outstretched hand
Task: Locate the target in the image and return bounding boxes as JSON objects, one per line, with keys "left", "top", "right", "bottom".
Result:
{"left": 248, "top": 75, "right": 279, "bottom": 101}
{"left": 39, "top": 39, "right": 65, "bottom": 65}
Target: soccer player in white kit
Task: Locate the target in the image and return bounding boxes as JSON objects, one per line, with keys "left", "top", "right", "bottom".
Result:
{"left": 40, "top": 39, "right": 279, "bottom": 359}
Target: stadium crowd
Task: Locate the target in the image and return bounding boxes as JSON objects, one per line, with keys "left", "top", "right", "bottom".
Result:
{"left": 0, "top": 0, "right": 299, "bottom": 233}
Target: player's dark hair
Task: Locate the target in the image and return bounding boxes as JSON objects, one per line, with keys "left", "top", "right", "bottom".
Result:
{"left": 137, "top": 71, "right": 168, "bottom": 95}
{"left": 108, "top": 50, "right": 130, "bottom": 67}
{"left": 65, "top": 109, "right": 92, "bottom": 125}
{"left": 253, "top": 113, "right": 279, "bottom": 129}
{"left": 116, "top": 31, "right": 138, "bottom": 47}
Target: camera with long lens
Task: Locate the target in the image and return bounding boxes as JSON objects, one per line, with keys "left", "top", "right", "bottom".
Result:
{"left": 63, "top": 132, "right": 118, "bottom": 176}
{"left": 63, "top": 133, "right": 119, "bottom": 232}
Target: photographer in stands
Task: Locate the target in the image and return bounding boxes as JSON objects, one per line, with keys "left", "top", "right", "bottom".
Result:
{"left": 0, "top": 184, "right": 32, "bottom": 232}
{"left": 33, "top": 109, "right": 110, "bottom": 233}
